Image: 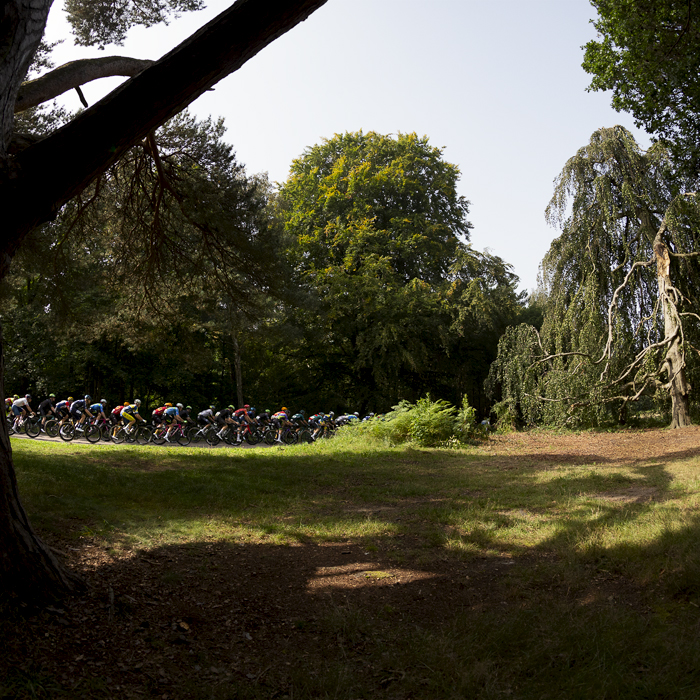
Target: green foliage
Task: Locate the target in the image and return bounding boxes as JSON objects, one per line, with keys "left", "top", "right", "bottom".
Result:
{"left": 359, "top": 395, "right": 478, "bottom": 447}
{"left": 65, "top": 0, "right": 204, "bottom": 48}
{"left": 487, "top": 127, "right": 700, "bottom": 428}
{"left": 583, "top": 0, "right": 700, "bottom": 175}
{"left": 279, "top": 131, "right": 524, "bottom": 413}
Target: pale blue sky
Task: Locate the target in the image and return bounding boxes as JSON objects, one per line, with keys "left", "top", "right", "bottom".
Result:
{"left": 44, "top": 1, "right": 649, "bottom": 293}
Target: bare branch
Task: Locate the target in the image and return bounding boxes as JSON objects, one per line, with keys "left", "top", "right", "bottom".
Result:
{"left": 15, "top": 56, "right": 154, "bottom": 112}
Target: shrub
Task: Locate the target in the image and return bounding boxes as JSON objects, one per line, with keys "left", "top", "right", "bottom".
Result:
{"left": 360, "top": 396, "right": 478, "bottom": 448}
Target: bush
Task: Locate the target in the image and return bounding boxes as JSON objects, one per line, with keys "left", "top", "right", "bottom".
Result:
{"left": 360, "top": 396, "right": 479, "bottom": 448}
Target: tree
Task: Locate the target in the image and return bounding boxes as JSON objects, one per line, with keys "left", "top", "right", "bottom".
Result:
{"left": 488, "top": 126, "right": 700, "bottom": 429}
{"left": 0, "top": 0, "right": 328, "bottom": 600}
{"left": 583, "top": 0, "right": 700, "bottom": 175}
{"left": 279, "top": 131, "right": 523, "bottom": 412}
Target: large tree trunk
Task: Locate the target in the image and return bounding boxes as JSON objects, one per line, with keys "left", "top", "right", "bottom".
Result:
{"left": 0, "top": 324, "right": 86, "bottom": 600}
{"left": 654, "top": 234, "right": 692, "bottom": 428}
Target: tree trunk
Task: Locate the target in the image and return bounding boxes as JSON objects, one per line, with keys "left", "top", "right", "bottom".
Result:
{"left": 0, "top": 324, "right": 86, "bottom": 600}
{"left": 232, "top": 333, "right": 244, "bottom": 408}
{"left": 654, "top": 233, "right": 692, "bottom": 428}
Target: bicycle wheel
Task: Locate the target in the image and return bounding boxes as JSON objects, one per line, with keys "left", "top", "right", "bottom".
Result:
{"left": 298, "top": 429, "right": 313, "bottom": 444}
{"left": 263, "top": 428, "right": 276, "bottom": 445}
{"left": 112, "top": 428, "right": 127, "bottom": 444}
{"left": 176, "top": 430, "right": 191, "bottom": 446}
{"left": 282, "top": 430, "right": 297, "bottom": 445}
{"left": 26, "top": 419, "right": 41, "bottom": 438}
{"left": 136, "top": 426, "right": 152, "bottom": 445}
{"left": 207, "top": 429, "right": 221, "bottom": 447}
{"left": 100, "top": 424, "right": 112, "bottom": 441}
{"left": 59, "top": 423, "right": 74, "bottom": 441}
{"left": 245, "top": 430, "right": 261, "bottom": 446}
{"left": 85, "top": 424, "right": 101, "bottom": 443}
{"left": 45, "top": 419, "right": 60, "bottom": 438}
{"left": 187, "top": 426, "right": 202, "bottom": 443}
{"left": 151, "top": 428, "right": 166, "bottom": 445}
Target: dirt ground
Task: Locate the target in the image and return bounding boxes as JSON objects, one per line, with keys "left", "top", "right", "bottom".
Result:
{"left": 4, "top": 427, "right": 700, "bottom": 699}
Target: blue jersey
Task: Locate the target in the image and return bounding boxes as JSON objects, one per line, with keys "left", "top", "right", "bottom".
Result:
{"left": 90, "top": 403, "right": 103, "bottom": 414}
{"left": 164, "top": 406, "right": 180, "bottom": 417}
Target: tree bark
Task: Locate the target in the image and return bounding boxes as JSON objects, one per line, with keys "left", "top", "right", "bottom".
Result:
{"left": 654, "top": 232, "right": 692, "bottom": 428}
{"left": 14, "top": 56, "right": 155, "bottom": 112}
{"left": 0, "top": 323, "right": 86, "bottom": 600}
{"left": 232, "top": 333, "right": 244, "bottom": 408}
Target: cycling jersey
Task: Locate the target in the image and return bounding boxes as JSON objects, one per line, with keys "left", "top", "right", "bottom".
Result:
{"left": 164, "top": 406, "right": 180, "bottom": 418}
{"left": 122, "top": 404, "right": 139, "bottom": 417}
{"left": 90, "top": 403, "right": 104, "bottom": 414}
{"left": 70, "top": 399, "right": 86, "bottom": 413}
{"left": 38, "top": 398, "right": 55, "bottom": 415}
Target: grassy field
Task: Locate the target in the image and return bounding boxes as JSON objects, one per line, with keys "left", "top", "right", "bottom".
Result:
{"left": 5, "top": 429, "right": 700, "bottom": 699}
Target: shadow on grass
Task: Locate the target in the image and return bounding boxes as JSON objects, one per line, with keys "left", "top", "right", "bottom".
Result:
{"left": 6, "top": 529, "right": 700, "bottom": 700}
{"left": 7, "top": 437, "right": 700, "bottom": 697}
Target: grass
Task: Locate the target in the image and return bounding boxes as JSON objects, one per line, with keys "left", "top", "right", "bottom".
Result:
{"left": 6, "top": 431, "right": 700, "bottom": 698}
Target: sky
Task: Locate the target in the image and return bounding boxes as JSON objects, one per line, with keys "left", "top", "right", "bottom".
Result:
{"left": 43, "top": 0, "right": 650, "bottom": 293}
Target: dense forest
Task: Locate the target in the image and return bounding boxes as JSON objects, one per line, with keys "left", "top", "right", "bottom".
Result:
{"left": 1, "top": 118, "right": 529, "bottom": 417}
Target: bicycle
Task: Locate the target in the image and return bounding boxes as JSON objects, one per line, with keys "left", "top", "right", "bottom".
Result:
{"left": 187, "top": 423, "right": 218, "bottom": 445}
{"left": 112, "top": 420, "right": 152, "bottom": 445}
{"left": 59, "top": 418, "right": 101, "bottom": 443}
{"left": 152, "top": 421, "right": 190, "bottom": 446}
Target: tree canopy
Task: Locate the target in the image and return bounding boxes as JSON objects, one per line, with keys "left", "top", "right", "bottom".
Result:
{"left": 583, "top": 0, "right": 700, "bottom": 175}
{"left": 279, "top": 131, "right": 524, "bottom": 413}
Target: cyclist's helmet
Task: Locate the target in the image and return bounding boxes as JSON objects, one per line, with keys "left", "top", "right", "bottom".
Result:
{"left": 249, "top": 406, "right": 256, "bottom": 414}
{"left": 329, "top": 411, "right": 335, "bottom": 418}
{"left": 49, "top": 393, "right": 55, "bottom": 398}
{"left": 209, "top": 405, "right": 215, "bottom": 410}
{"left": 177, "top": 403, "right": 183, "bottom": 409}
{"left": 5, "top": 397, "right": 11, "bottom": 404}
{"left": 134, "top": 399, "right": 141, "bottom": 406}
{"left": 228, "top": 405, "right": 235, "bottom": 410}
{"left": 124, "top": 401, "right": 131, "bottom": 407}
{"left": 281, "top": 406, "right": 288, "bottom": 412}
{"left": 186, "top": 405, "right": 192, "bottom": 410}
{"left": 25, "top": 394, "right": 31, "bottom": 400}
{"left": 101, "top": 399, "right": 107, "bottom": 405}
{"left": 299, "top": 409, "right": 305, "bottom": 416}
{"left": 84, "top": 395, "right": 91, "bottom": 402}
{"left": 354, "top": 411, "right": 359, "bottom": 416}
{"left": 165, "top": 402, "right": 173, "bottom": 407}
{"left": 67, "top": 396, "right": 74, "bottom": 402}
{"left": 244, "top": 404, "right": 250, "bottom": 409}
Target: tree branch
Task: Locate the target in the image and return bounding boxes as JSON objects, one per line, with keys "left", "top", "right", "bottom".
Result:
{"left": 15, "top": 57, "right": 155, "bottom": 112}
{"left": 0, "top": 0, "right": 329, "bottom": 277}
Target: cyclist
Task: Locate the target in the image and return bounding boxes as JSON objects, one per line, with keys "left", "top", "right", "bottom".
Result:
{"left": 163, "top": 403, "right": 184, "bottom": 441}
{"left": 179, "top": 404, "right": 194, "bottom": 425}
{"left": 272, "top": 407, "right": 292, "bottom": 443}
{"left": 55, "top": 397, "right": 73, "bottom": 426}
{"left": 11, "top": 394, "right": 34, "bottom": 431}
{"left": 120, "top": 399, "right": 144, "bottom": 435}
{"left": 197, "top": 405, "right": 216, "bottom": 429}
{"left": 90, "top": 399, "right": 108, "bottom": 424}
{"left": 215, "top": 405, "right": 237, "bottom": 441}
{"left": 152, "top": 403, "right": 168, "bottom": 428}
{"left": 69, "top": 395, "right": 94, "bottom": 432}
{"left": 38, "top": 393, "right": 56, "bottom": 431}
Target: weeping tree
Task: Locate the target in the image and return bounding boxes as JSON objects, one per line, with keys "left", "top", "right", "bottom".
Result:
{"left": 488, "top": 126, "right": 700, "bottom": 428}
